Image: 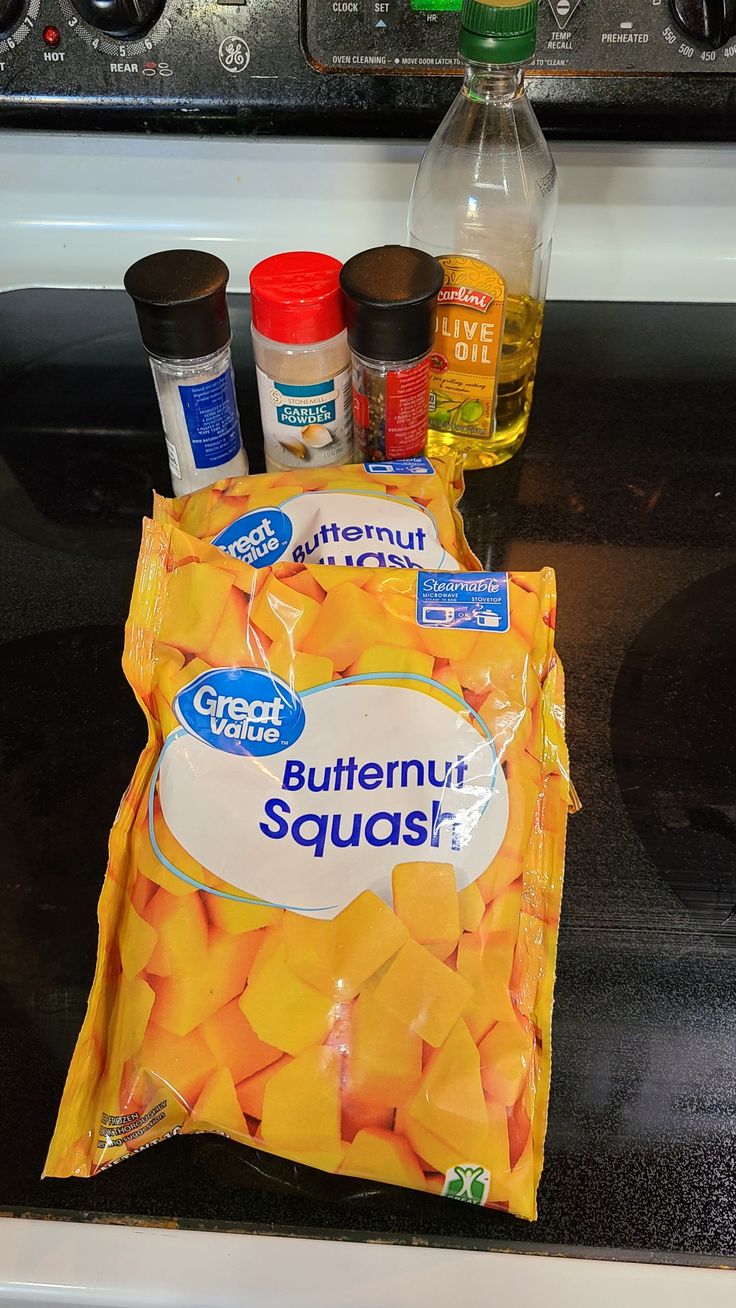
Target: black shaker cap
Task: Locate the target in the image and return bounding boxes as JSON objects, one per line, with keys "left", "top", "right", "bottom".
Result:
{"left": 340, "top": 245, "right": 444, "bottom": 364}
{"left": 124, "top": 249, "right": 232, "bottom": 361}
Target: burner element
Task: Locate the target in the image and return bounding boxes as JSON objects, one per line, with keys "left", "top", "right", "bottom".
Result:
{"left": 0, "top": 625, "right": 144, "bottom": 988}
{"left": 611, "top": 565, "right": 736, "bottom": 931}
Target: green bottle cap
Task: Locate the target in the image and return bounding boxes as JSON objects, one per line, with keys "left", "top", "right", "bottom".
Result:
{"left": 459, "top": 0, "right": 538, "bottom": 64}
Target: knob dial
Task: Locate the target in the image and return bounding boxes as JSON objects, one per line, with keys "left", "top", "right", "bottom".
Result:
{"left": 669, "top": 0, "right": 736, "bottom": 48}
{"left": 0, "top": 0, "right": 25, "bottom": 38}
{"left": 69, "top": 0, "right": 165, "bottom": 38}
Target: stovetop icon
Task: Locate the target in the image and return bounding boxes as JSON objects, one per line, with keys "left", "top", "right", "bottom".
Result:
{"left": 475, "top": 610, "right": 502, "bottom": 629}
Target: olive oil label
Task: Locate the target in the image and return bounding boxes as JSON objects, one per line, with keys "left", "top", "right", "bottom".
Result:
{"left": 429, "top": 256, "right": 506, "bottom": 440}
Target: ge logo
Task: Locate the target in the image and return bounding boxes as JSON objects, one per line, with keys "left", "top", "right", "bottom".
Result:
{"left": 219, "top": 36, "right": 250, "bottom": 73}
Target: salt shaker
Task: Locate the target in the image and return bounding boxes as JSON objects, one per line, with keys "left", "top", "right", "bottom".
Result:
{"left": 125, "top": 249, "right": 248, "bottom": 494}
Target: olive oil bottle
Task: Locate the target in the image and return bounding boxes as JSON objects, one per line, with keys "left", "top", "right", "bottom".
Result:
{"left": 408, "top": 0, "right": 557, "bottom": 469}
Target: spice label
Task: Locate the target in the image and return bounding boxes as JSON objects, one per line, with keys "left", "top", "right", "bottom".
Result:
{"left": 165, "top": 438, "right": 182, "bottom": 482}
{"left": 384, "top": 357, "right": 431, "bottom": 460}
{"left": 256, "top": 365, "right": 353, "bottom": 470}
{"left": 430, "top": 256, "right": 506, "bottom": 442}
{"left": 178, "top": 367, "right": 242, "bottom": 470}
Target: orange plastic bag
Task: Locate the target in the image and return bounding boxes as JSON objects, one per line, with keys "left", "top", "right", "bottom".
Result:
{"left": 45, "top": 522, "right": 572, "bottom": 1219}
{"left": 153, "top": 455, "right": 479, "bottom": 572}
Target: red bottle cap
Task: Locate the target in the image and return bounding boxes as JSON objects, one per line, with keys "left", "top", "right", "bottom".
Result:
{"left": 250, "top": 252, "right": 345, "bottom": 346}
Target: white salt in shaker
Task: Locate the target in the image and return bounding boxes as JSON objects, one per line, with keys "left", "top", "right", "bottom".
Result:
{"left": 125, "top": 249, "right": 248, "bottom": 494}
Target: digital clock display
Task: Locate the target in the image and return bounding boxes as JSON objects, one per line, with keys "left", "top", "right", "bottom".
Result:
{"left": 409, "top": 0, "right": 462, "bottom": 11}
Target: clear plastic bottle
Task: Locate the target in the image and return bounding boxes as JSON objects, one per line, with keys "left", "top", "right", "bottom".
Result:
{"left": 148, "top": 343, "right": 247, "bottom": 493}
{"left": 125, "top": 249, "right": 248, "bottom": 494}
{"left": 339, "top": 245, "right": 443, "bottom": 463}
{"left": 408, "top": 0, "right": 557, "bottom": 469}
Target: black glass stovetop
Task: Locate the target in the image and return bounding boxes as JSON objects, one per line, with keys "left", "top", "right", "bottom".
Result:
{"left": 1, "top": 290, "right": 735, "bottom": 1265}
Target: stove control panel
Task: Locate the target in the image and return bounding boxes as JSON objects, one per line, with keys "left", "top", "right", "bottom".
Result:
{"left": 0, "top": 0, "right": 264, "bottom": 82}
{"left": 305, "top": 0, "right": 736, "bottom": 73}
{"left": 0, "top": 0, "right": 734, "bottom": 135}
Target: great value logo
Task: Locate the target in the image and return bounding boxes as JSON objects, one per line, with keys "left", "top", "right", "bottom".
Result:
{"left": 212, "top": 508, "right": 293, "bottom": 567}
{"left": 174, "top": 668, "right": 305, "bottom": 757}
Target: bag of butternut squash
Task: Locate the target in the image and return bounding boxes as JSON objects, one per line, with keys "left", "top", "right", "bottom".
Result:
{"left": 153, "top": 454, "right": 479, "bottom": 572}
{"left": 45, "top": 520, "right": 572, "bottom": 1220}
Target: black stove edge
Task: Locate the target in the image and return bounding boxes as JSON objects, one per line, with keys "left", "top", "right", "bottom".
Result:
{"left": 0, "top": 74, "right": 735, "bottom": 141}
{"left": 2, "top": 1207, "right": 736, "bottom": 1270}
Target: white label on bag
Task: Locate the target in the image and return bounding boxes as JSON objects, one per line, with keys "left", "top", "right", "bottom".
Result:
{"left": 159, "top": 681, "right": 508, "bottom": 918}
{"left": 212, "top": 490, "right": 459, "bottom": 570}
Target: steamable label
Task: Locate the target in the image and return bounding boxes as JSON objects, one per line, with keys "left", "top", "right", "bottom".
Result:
{"left": 416, "top": 571, "right": 510, "bottom": 634}
{"left": 429, "top": 256, "right": 506, "bottom": 443}
{"left": 257, "top": 365, "right": 353, "bottom": 471}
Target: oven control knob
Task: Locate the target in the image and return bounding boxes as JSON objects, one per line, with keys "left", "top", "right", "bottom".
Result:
{"left": 69, "top": 0, "right": 166, "bottom": 38}
{"left": 669, "top": 0, "right": 736, "bottom": 47}
{"left": 0, "top": 0, "right": 25, "bottom": 39}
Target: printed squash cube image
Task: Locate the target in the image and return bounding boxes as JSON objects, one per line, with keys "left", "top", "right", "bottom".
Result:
{"left": 44, "top": 521, "right": 571, "bottom": 1223}
{"left": 391, "top": 861, "right": 460, "bottom": 961}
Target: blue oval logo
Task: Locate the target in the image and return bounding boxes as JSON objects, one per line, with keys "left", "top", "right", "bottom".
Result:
{"left": 174, "top": 668, "right": 305, "bottom": 757}
{"left": 212, "top": 508, "right": 293, "bottom": 568}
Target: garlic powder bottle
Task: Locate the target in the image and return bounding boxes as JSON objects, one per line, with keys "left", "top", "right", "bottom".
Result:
{"left": 249, "top": 252, "right": 353, "bottom": 473}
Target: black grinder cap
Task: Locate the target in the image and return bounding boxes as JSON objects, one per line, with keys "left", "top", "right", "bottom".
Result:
{"left": 124, "top": 249, "right": 232, "bottom": 361}
{"left": 340, "top": 245, "right": 444, "bottom": 364}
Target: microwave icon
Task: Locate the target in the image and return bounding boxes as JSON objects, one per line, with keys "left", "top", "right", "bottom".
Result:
{"left": 422, "top": 605, "right": 455, "bottom": 625}
{"left": 421, "top": 604, "right": 504, "bottom": 629}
